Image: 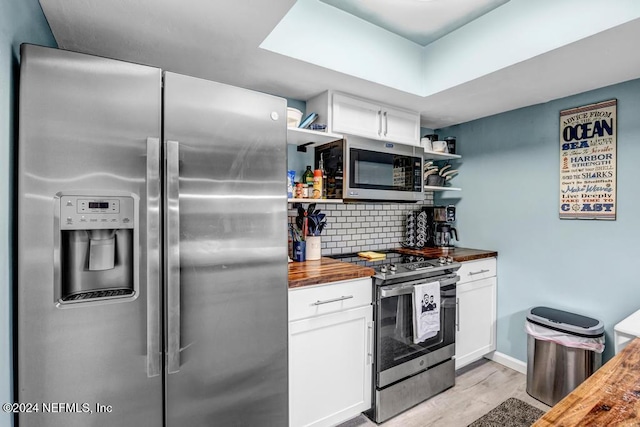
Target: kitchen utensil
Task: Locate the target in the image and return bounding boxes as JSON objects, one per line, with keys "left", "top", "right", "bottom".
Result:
{"left": 432, "top": 140, "right": 447, "bottom": 153}
{"left": 293, "top": 241, "right": 306, "bottom": 261}
{"left": 435, "top": 223, "right": 458, "bottom": 247}
{"left": 426, "top": 175, "right": 445, "bottom": 186}
{"left": 357, "top": 251, "right": 387, "bottom": 260}
{"left": 445, "top": 137, "right": 456, "bottom": 154}
{"left": 298, "top": 112, "right": 318, "bottom": 129}
{"left": 306, "top": 236, "right": 321, "bottom": 260}
{"left": 309, "top": 123, "right": 326, "bottom": 131}
{"left": 424, "top": 169, "right": 439, "bottom": 180}
{"left": 287, "top": 107, "right": 302, "bottom": 128}
{"left": 439, "top": 165, "right": 452, "bottom": 176}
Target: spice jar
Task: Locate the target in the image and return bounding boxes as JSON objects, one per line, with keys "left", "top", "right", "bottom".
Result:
{"left": 312, "top": 169, "right": 323, "bottom": 199}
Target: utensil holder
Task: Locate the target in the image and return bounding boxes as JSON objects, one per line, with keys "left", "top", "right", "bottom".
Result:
{"left": 306, "top": 236, "right": 321, "bottom": 261}
{"left": 426, "top": 175, "right": 445, "bottom": 187}
{"left": 293, "top": 241, "right": 306, "bottom": 262}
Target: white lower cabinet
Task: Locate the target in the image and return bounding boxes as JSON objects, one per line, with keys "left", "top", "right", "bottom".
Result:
{"left": 455, "top": 258, "right": 497, "bottom": 370}
{"left": 289, "top": 278, "right": 373, "bottom": 427}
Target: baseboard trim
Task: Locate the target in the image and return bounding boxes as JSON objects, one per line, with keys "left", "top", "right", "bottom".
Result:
{"left": 485, "top": 351, "right": 527, "bottom": 374}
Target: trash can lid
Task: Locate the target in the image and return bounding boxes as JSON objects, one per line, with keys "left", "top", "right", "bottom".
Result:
{"left": 526, "top": 306, "right": 604, "bottom": 337}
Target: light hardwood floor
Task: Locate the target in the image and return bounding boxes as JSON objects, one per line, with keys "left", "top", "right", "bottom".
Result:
{"left": 339, "top": 359, "right": 551, "bottom": 427}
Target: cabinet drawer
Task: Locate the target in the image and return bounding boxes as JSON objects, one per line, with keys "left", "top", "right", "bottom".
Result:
{"left": 289, "top": 278, "right": 373, "bottom": 322}
{"left": 457, "top": 258, "right": 496, "bottom": 284}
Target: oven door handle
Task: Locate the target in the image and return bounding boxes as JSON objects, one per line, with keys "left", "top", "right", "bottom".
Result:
{"left": 380, "top": 276, "right": 459, "bottom": 298}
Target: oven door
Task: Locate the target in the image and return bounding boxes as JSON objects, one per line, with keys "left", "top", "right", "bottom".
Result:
{"left": 344, "top": 137, "right": 423, "bottom": 201}
{"left": 375, "top": 275, "right": 458, "bottom": 388}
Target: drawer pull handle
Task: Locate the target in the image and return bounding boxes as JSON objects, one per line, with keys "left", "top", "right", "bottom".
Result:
{"left": 312, "top": 295, "right": 354, "bottom": 306}
{"left": 468, "top": 269, "right": 490, "bottom": 276}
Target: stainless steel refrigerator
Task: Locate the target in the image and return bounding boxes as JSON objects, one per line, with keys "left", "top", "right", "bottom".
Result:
{"left": 17, "top": 44, "right": 288, "bottom": 426}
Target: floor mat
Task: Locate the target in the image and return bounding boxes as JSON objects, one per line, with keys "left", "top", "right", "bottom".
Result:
{"left": 468, "top": 397, "right": 545, "bottom": 427}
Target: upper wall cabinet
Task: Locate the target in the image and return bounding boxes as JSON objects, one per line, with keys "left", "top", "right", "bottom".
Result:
{"left": 307, "top": 91, "right": 420, "bottom": 147}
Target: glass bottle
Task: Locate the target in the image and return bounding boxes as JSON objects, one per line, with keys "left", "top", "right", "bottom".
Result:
{"left": 335, "top": 157, "right": 343, "bottom": 199}
{"left": 318, "top": 153, "right": 327, "bottom": 198}
{"left": 302, "top": 165, "right": 314, "bottom": 187}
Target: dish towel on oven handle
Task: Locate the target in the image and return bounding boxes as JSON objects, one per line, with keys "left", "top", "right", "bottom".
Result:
{"left": 413, "top": 281, "right": 441, "bottom": 344}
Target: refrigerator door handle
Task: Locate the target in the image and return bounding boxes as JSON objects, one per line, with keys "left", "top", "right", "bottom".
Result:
{"left": 166, "top": 139, "right": 181, "bottom": 374}
{"left": 146, "top": 137, "right": 162, "bottom": 378}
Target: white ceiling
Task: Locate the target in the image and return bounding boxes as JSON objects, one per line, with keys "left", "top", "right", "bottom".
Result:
{"left": 39, "top": 0, "right": 640, "bottom": 129}
{"left": 320, "top": 0, "right": 510, "bottom": 46}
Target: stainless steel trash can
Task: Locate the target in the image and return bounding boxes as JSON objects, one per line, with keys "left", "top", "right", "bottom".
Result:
{"left": 526, "top": 307, "right": 604, "bottom": 406}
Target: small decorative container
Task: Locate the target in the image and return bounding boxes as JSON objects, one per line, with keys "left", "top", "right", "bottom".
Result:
{"left": 306, "top": 236, "right": 321, "bottom": 261}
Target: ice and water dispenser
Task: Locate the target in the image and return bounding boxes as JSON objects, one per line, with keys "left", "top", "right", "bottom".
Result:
{"left": 54, "top": 192, "right": 139, "bottom": 305}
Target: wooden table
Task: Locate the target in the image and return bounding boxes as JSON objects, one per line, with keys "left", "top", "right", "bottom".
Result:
{"left": 533, "top": 337, "right": 640, "bottom": 426}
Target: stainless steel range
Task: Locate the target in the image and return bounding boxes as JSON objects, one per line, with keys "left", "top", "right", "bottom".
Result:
{"left": 331, "top": 250, "right": 461, "bottom": 423}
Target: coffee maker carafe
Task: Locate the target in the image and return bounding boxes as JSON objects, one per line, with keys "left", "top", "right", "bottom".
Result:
{"left": 435, "top": 223, "right": 458, "bottom": 247}
{"left": 423, "top": 204, "right": 458, "bottom": 247}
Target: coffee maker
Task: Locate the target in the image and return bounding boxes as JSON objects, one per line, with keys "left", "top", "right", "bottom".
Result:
{"left": 423, "top": 205, "right": 458, "bottom": 247}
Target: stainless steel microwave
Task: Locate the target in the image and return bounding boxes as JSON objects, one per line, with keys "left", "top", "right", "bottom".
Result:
{"left": 315, "top": 136, "right": 423, "bottom": 202}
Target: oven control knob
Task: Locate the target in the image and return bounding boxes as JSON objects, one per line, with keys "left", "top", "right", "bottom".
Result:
{"left": 389, "top": 264, "right": 397, "bottom": 272}
{"left": 446, "top": 256, "right": 453, "bottom": 264}
{"left": 380, "top": 265, "right": 388, "bottom": 273}
{"left": 438, "top": 257, "right": 446, "bottom": 265}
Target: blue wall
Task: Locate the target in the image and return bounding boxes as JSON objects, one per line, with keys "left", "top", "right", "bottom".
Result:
{"left": 0, "top": 1, "right": 55, "bottom": 426}
{"left": 436, "top": 79, "right": 640, "bottom": 363}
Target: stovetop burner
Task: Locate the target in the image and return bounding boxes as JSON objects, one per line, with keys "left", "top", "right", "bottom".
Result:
{"left": 329, "top": 250, "right": 460, "bottom": 281}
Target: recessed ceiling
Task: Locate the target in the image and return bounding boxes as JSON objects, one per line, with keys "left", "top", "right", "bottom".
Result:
{"left": 320, "top": 0, "right": 510, "bottom": 46}
{"left": 38, "top": 0, "right": 640, "bottom": 129}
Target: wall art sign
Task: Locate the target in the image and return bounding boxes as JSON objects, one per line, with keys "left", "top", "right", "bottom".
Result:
{"left": 559, "top": 99, "right": 617, "bottom": 220}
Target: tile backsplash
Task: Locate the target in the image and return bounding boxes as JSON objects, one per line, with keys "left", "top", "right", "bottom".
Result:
{"left": 288, "top": 194, "right": 434, "bottom": 256}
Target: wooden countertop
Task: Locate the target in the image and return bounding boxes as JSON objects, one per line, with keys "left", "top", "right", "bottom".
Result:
{"left": 288, "top": 247, "right": 496, "bottom": 288}
{"left": 533, "top": 338, "right": 640, "bottom": 426}
{"left": 396, "top": 247, "right": 498, "bottom": 262}
{"left": 288, "top": 257, "right": 375, "bottom": 289}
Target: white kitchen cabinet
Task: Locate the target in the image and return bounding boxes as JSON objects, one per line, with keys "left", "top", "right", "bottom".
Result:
{"left": 331, "top": 93, "right": 383, "bottom": 141}
{"left": 306, "top": 91, "right": 420, "bottom": 146}
{"left": 455, "top": 258, "right": 497, "bottom": 370}
{"left": 382, "top": 106, "right": 421, "bottom": 145}
{"left": 289, "top": 278, "right": 373, "bottom": 427}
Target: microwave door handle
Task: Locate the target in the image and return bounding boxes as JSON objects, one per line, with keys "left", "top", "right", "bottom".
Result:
{"left": 377, "top": 110, "right": 382, "bottom": 136}
{"left": 166, "top": 140, "right": 181, "bottom": 374}
{"left": 146, "top": 137, "right": 162, "bottom": 378}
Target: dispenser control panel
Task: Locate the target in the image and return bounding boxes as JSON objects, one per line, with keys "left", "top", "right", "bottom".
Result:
{"left": 78, "top": 199, "right": 119, "bottom": 213}
{"left": 59, "top": 195, "right": 136, "bottom": 230}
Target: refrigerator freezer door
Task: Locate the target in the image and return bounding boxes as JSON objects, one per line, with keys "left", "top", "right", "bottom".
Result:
{"left": 17, "top": 45, "right": 163, "bottom": 426}
{"left": 163, "top": 72, "right": 288, "bottom": 426}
